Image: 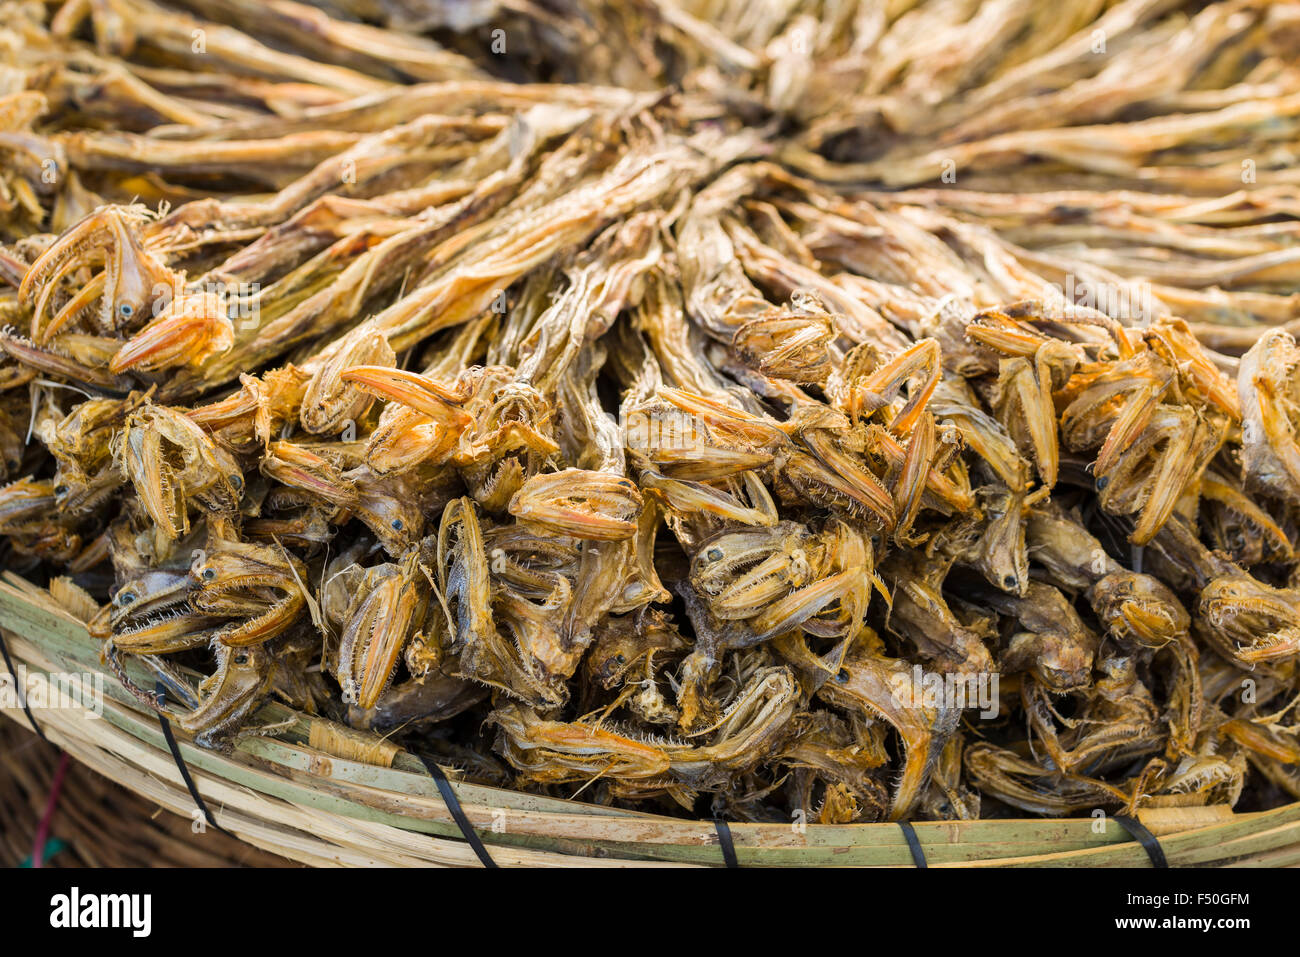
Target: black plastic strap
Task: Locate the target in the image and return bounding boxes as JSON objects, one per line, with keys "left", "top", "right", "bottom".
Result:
{"left": 1113, "top": 813, "right": 1168, "bottom": 868}
{"left": 153, "top": 683, "right": 233, "bottom": 838}
{"left": 0, "top": 629, "right": 47, "bottom": 742}
{"left": 416, "top": 752, "right": 498, "bottom": 868}
{"left": 899, "top": 820, "right": 928, "bottom": 868}
{"left": 713, "top": 817, "right": 739, "bottom": 868}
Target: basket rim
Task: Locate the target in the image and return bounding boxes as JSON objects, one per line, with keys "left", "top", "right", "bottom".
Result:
{"left": 4, "top": 572, "right": 1298, "bottom": 866}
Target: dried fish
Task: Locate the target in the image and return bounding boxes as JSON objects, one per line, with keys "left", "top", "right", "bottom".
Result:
{"left": 3, "top": 0, "right": 1299, "bottom": 823}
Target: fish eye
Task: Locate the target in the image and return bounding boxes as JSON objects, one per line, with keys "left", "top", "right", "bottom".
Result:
{"left": 614, "top": 653, "right": 626, "bottom": 664}
{"left": 230, "top": 474, "right": 243, "bottom": 490}
{"left": 116, "top": 591, "right": 136, "bottom": 606}
{"left": 202, "top": 568, "right": 216, "bottom": 580}
{"left": 233, "top": 654, "right": 249, "bottom": 665}
{"left": 54, "top": 484, "right": 67, "bottom": 495}
{"left": 1095, "top": 475, "right": 1110, "bottom": 491}
{"left": 1003, "top": 574, "right": 1018, "bottom": 589}
{"left": 118, "top": 302, "right": 134, "bottom": 318}
{"left": 706, "top": 548, "right": 723, "bottom": 562}
{"left": 391, "top": 519, "right": 404, "bottom": 531}
{"left": 836, "top": 669, "right": 850, "bottom": 684}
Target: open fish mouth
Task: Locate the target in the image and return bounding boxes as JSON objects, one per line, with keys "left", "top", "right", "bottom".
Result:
{"left": 1200, "top": 580, "right": 1300, "bottom": 664}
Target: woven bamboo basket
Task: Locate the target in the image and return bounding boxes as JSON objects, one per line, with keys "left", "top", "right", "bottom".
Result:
{"left": 0, "top": 720, "right": 298, "bottom": 868}
{"left": 3, "top": 571, "right": 1298, "bottom": 867}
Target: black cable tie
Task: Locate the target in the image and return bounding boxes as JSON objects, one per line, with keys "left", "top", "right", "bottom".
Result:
{"left": 713, "top": 817, "right": 739, "bottom": 868}
{"left": 416, "top": 752, "right": 498, "bottom": 868}
{"left": 0, "top": 629, "right": 47, "bottom": 743}
{"left": 1113, "top": 813, "right": 1168, "bottom": 867}
{"left": 899, "top": 820, "right": 928, "bottom": 868}
{"left": 153, "top": 683, "right": 234, "bottom": 839}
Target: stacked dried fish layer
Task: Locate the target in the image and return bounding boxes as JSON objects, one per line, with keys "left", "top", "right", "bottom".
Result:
{"left": 1, "top": 0, "right": 1299, "bottom": 824}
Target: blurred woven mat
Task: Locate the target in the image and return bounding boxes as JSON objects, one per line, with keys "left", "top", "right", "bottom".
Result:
{"left": 1, "top": 720, "right": 299, "bottom": 868}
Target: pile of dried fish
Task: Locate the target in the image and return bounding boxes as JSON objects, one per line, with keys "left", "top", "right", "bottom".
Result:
{"left": 1, "top": 0, "right": 1299, "bottom": 825}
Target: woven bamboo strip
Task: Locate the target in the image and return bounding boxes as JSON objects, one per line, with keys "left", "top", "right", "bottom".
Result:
{"left": 0, "top": 721, "right": 298, "bottom": 867}
{"left": 3, "top": 576, "right": 1297, "bottom": 866}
